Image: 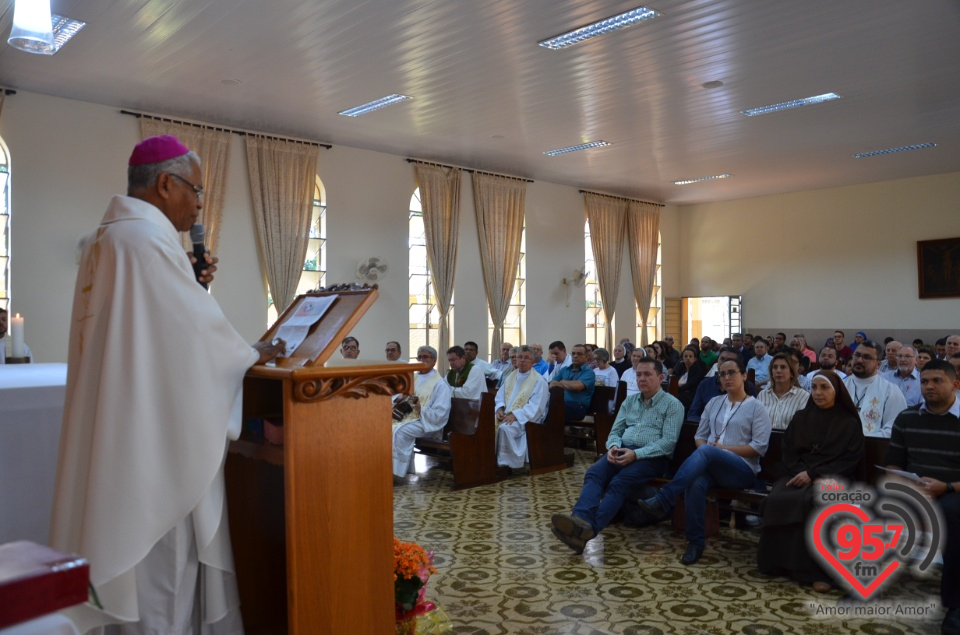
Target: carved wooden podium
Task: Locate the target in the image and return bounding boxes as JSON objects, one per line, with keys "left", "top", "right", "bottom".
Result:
{"left": 224, "top": 285, "right": 423, "bottom": 634}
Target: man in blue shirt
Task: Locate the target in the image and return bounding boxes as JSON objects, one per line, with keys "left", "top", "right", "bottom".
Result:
{"left": 531, "top": 343, "right": 549, "bottom": 376}
{"left": 549, "top": 344, "right": 596, "bottom": 420}
{"left": 746, "top": 339, "right": 773, "bottom": 386}
{"left": 551, "top": 358, "right": 684, "bottom": 553}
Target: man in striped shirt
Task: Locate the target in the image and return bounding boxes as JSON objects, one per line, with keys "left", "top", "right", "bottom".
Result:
{"left": 885, "top": 360, "right": 960, "bottom": 635}
{"left": 551, "top": 358, "right": 684, "bottom": 554}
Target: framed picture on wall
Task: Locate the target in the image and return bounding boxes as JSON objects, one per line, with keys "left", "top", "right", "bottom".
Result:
{"left": 917, "top": 237, "right": 960, "bottom": 299}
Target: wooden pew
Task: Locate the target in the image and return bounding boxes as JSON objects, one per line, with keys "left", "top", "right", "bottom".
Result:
{"left": 563, "top": 385, "right": 617, "bottom": 454}
{"left": 595, "top": 382, "right": 628, "bottom": 456}
{"left": 525, "top": 387, "right": 575, "bottom": 475}
{"left": 652, "top": 424, "right": 890, "bottom": 536}
{"left": 414, "top": 393, "right": 499, "bottom": 490}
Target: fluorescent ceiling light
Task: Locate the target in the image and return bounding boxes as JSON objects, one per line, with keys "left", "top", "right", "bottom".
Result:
{"left": 853, "top": 143, "right": 936, "bottom": 158}
{"left": 338, "top": 94, "right": 411, "bottom": 117}
{"left": 50, "top": 14, "right": 86, "bottom": 52}
{"left": 672, "top": 174, "right": 732, "bottom": 186}
{"left": 8, "top": 0, "right": 54, "bottom": 54}
{"left": 741, "top": 93, "right": 841, "bottom": 117}
{"left": 544, "top": 141, "right": 612, "bottom": 156}
{"left": 538, "top": 6, "right": 661, "bottom": 50}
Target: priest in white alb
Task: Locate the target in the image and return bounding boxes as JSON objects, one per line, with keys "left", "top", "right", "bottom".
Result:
{"left": 495, "top": 345, "right": 550, "bottom": 468}
{"left": 50, "top": 135, "right": 285, "bottom": 635}
{"left": 392, "top": 345, "right": 452, "bottom": 481}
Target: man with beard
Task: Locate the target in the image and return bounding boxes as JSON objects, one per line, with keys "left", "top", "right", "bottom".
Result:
{"left": 807, "top": 346, "right": 847, "bottom": 380}
{"left": 843, "top": 340, "right": 907, "bottom": 437}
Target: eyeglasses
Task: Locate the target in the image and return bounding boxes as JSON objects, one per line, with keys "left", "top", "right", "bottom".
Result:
{"left": 167, "top": 173, "right": 205, "bottom": 203}
{"left": 896, "top": 353, "right": 915, "bottom": 359}
{"left": 718, "top": 370, "right": 741, "bottom": 378}
{"left": 385, "top": 348, "right": 400, "bottom": 353}
{"left": 852, "top": 352, "right": 876, "bottom": 361}
{"left": 416, "top": 354, "right": 434, "bottom": 360}
{"left": 342, "top": 345, "right": 358, "bottom": 351}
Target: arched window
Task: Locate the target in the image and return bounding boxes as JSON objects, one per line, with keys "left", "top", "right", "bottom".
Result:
{"left": 267, "top": 176, "right": 326, "bottom": 324}
{"left": 488, "top": 224, "right": 525, "bottom": 355}
{"left": 409, "top": 188, "right": 453, "bottom": 360}
{"left": 584, "top": 220, "right": 605, "bottom": 346}
{"left": 585, "top": 221, "right": 663, "bottom": 346}
{"left": 0, "top": 136, "right": 10, "bottom": 312}
{"left": 637, "top": 232, "right": 663, "bottom": 344}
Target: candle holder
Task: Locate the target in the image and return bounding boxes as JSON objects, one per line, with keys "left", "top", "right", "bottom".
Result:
{"left": 4, "top": 357, "right": 30, "bottom": 364}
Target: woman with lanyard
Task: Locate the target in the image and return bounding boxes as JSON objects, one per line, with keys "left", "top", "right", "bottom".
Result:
{"left": 637, "top": 357, "right": 773, "bottom": 565}
{"left": 757, "top": 371, "right": 863, "bottom": 592}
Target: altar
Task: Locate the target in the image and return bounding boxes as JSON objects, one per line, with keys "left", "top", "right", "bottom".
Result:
{"left": 0, "top": 364, "right": 68, "bottom": 545}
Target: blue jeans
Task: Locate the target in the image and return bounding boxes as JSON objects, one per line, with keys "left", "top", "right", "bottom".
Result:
{"left": 573, "top": 449, "right": 668, "bottom": 534}
{"left": 656, "top": 444, "right": 756, "bottom": 547}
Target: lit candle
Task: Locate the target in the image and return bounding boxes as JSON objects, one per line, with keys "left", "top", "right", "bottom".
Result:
{"left": 11, "top": 313, "right": 24, "bottom": 358}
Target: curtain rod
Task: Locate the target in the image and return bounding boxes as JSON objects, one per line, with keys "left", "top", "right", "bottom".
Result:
{"left": 2, "top": 89, "right": 15, "bottom": 96}
{"left": 120, "top": 110, "right": 332, "bottom": 149}
{"left": 580, "top": 189, "right": 664, "bottom": 208}
{"left": 406, "top": 158, "right": 533, "bottom": 183}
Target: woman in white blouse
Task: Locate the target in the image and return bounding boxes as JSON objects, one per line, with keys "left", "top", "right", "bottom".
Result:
{"left": 637, "top": 358, "right": 772, "bottom": 565}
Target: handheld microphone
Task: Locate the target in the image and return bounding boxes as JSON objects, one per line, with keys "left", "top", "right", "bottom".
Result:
{"left": 189, "top": 223, "right": 209, "bottom": 289}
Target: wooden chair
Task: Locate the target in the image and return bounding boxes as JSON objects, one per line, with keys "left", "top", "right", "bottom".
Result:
{"left": 415, "top": 393, "right": 499, "bottom": 490}
{"left": 526, "top": 387, "right": 575, "bottom": 475}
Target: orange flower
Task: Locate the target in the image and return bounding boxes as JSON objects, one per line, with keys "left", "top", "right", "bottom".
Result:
{"left": 393, "top": 537, "right": 437, "bottom": 582}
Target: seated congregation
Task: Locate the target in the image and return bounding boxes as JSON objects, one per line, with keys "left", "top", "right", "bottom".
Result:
{"left": 381, "top": 329, "right": 960, "bottom": 635}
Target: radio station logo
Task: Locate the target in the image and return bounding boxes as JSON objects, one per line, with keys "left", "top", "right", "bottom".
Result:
{"left": 807, "top": 477, "right": 943, "bottom": 600}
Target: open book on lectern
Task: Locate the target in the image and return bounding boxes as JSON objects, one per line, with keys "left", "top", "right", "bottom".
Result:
{"left": 257, "top": 283, "right": 379, "bottom": 369}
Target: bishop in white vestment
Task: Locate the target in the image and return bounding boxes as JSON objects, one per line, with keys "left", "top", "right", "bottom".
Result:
{"left": 495, "top": 346, "right": 549, "bottom": 468}
{"left": 392, "top": 346, "right": 452, "bottom": 478}
{"left": 50, "top": 136, "right": 285, "bottom": 635}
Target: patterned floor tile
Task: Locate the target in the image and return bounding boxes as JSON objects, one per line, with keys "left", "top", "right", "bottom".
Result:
{"left": 394, "top": 451, "right": 944, "bottom": 634}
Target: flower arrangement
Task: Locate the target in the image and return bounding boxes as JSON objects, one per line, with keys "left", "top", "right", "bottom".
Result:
{"left": 394, "top": 537, "right": 451, "bottom": 635}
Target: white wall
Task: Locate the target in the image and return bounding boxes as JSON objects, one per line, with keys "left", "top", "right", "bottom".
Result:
{"left": 677, "top": 173, "right": 960, "bottom": 338}
{"left": 1, "top": 90, "right": 682, "bottom": 362}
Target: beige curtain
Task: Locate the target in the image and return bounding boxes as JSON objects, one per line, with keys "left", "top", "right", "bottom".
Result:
{"left": 627, "top": 201, "right": 661, "bottom": 346}
{"left": 246, "top": 135, "right": 319, "bottom": 313}
{"left": 472, "top": 173, "right": 527, "bottom": 356}
{"left": 584, "top": 193, "right": 627, "bottom": 352}
{"left": 414, "top": 163, "right": 462, "bottom": 371}
{"left": 140, "top": 119, "right": 232, "bottom": 253}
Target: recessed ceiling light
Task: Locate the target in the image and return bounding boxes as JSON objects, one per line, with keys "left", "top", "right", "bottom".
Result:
{"left": 220, "top": 78, "right": 241, "bottom": 86}
{"left": 672, "top": 174, "right": 732, "bottom": 185}
{"left": 853, "top": 143, "right": 937, "bottom": 159}
{"left": 544, "top": 141, "right": 612, "bottom": 156}
{"left": 50, "top": 14, "right": 86, "bottom": 52}
{"left": 741, "top": 92, "right": 841, "bottom": 117}
{"left": 538, "top": 6, "right": 661, "bottom": 50}
{"left": 701, "top": 80, "right": 724, "bottom": 89}
{"left": 338, "top": 94, "right": 411, "bottom": 117}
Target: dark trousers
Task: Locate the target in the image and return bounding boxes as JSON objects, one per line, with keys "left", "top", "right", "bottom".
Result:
{"left": 941, "top": 492, "right": 960, "bottom": 608}
{"left": 572, "top": 450, "right": 668, "bottom": 534}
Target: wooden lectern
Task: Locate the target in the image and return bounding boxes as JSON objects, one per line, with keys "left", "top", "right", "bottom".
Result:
{"left": 225, "top": 284, "right": 423, "bottom": 634}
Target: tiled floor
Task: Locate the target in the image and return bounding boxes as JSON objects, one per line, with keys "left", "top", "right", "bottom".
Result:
{"left": 394, "top": 450, "right": 944, "bottom": 635}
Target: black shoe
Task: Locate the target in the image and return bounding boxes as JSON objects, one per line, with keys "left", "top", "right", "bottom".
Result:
{"left": 636, "top": 495, "right": 669, "bottom": 518}
{"left": 943, "top": 607, "right": 960, "bottom": 635}
{"left": 551, "top": 527, "right": 586, "bottom": 554}
{"left": 680, "top": 543, "right": 704, "bottom": 565}
{"left": 551, "top": 513, "right": 596, "bottom": 541}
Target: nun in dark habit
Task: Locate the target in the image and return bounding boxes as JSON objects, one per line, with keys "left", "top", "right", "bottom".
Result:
{"left": 757, "top": 370, "right": 864, "bottom": 592}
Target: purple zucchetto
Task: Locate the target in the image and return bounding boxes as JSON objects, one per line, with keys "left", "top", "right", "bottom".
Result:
{"left": 128, "top": 135, "right": 191, "bottom": 166}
